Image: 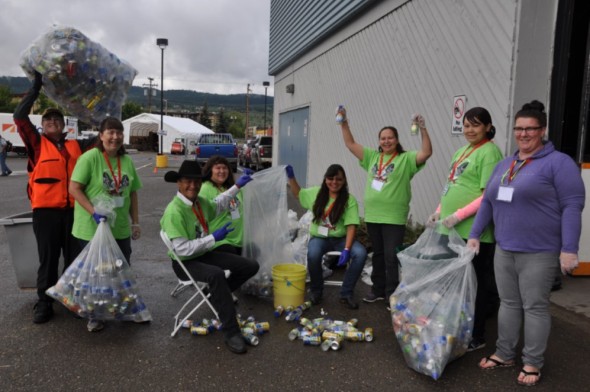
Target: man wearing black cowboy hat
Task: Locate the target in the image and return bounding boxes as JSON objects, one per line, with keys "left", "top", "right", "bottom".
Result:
{"left": 160, "top": 160, "right": 259, "bottom": 354}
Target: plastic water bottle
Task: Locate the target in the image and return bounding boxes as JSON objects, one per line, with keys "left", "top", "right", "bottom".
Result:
{"left": 335, "top": 105, "right": 345, "bottom": 123}
{"left": 411, "top": 121, "right": 419, "bottom": 135}
{"left": 285, "top": 307, "right": 302, "bottom": 322}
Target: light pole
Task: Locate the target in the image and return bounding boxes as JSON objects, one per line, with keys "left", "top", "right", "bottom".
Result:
{"left": 156, "top": 38, "right": 168, "bottom": 156}
{"left": 263, "top": 81, "right": 270, "bottom": 133}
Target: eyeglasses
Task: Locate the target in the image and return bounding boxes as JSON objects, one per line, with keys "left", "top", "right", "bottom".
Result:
{"left": 513, "top": 126, "right": 543, "bottom": 134}
{"left": 326, "top": 176, "right": 345, "bottom": 182}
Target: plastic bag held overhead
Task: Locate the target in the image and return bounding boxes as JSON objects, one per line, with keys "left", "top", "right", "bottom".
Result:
{"left": 390, "top": 223, "right": 476, "bottom": 380}
{"left": 20, "top": 26, "right": 137, "bottom": 125}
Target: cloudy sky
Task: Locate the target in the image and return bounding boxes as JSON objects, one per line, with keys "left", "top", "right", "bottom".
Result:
{"left": 0, "top": 0, "right": 273, "bottom": 96}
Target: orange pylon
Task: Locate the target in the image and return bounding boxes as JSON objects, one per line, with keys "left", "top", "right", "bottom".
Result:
{"left": 153, "top": 166, "right": 158, "bottom": 174}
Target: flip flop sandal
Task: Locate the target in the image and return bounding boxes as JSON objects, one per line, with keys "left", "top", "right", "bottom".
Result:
{"left": 479, "top": 355, "right": 515, "bottom": 370}
{"left": 517, "top": 368, "right": 541, "bottom": 387}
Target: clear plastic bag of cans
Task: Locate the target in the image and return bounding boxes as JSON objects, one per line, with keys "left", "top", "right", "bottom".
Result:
{"left": 19, "top": 25, "right": 137, "bottom": 126}
{"left": 241, "top": 166, "right": 297, "bottom": 297}
{"left": 391, "top": 223, "right": 476, "bottom": 380}
{"left": 46, "top": 220, "right": 152, "bottom": 322}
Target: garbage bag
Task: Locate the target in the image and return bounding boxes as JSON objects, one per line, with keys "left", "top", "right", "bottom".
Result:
{"left": 390, "top": 223, "right": 476, "bottom": 380}
{"left": 291, "top": 210, "right": 312, "bottom": 265}
{"left": 46, "top": 221, "right": 152, "bottom": 322}
{"left": 20, "top": 25, "right": 137, "bottom": 126}
{"left": 241, "top": 166, "right": 296, "bottom": 297}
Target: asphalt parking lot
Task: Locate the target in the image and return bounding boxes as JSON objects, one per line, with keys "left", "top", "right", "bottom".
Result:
{"left": 1, "top": 152, "right": 589, "bottom": 391}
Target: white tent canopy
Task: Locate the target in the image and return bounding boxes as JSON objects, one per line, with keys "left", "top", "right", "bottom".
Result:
{"left": 122, "top": 113, "right": 214, "bottom": 153}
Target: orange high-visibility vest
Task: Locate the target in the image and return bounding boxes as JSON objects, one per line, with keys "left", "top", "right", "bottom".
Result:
{"left": 29, "top": 136, "right": 82, "bottom": 209}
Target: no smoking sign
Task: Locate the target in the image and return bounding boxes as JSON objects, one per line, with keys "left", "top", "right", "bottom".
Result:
{"left": 451, "top": 95, "right": 467, "bottom": 134}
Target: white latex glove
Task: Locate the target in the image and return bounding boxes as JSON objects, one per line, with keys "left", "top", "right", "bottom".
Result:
{"left": 466, "top": 239, "right": 480, "bottom": 255}
{"left": 411, "top": 113, "right": 426, "bottom": 129}
{"left": 426, "top": 211, "right": 440, "bottom": 228}
{"left": 442, "top": 213, "right": 461, "bottom": 228}
{"left": 560, "top": 252, "right": 578, "bottom": 275}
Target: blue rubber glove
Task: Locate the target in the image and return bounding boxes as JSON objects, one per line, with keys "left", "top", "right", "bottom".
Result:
{"left": 337, "top": 249, "right": 351, "bottom": 267}
{"left": 212, "top": 222, "right": 234, "bottom": 241}
{"left": 285, "top": 165, "right": 295, "bottom": 179}
{"left": 236, "top": 174, "right": 252, "bottom": 188}
{"left": 243, "top": 168, "right": 254, "bottom": 176}
{"left": 92, "top": 212, "right": 107, "bottom": 224}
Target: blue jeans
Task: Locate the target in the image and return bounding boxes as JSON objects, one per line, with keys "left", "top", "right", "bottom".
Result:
{"left": 307, "top": 236, "right": 367, "bottom": 298}
{"left": 0, "top": 149, "right": 10, "bottom": 174}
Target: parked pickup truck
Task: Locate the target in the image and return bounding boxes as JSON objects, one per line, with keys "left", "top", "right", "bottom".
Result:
{"left": 250, "top": 136, "right": 273, "bottom": 171}
{"left": 193, "top": 133, "right": 238, "bottom": 172}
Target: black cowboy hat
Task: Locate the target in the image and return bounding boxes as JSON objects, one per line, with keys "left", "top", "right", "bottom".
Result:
{"left": 164, "top": 160, "right": 203, "bottom": 182}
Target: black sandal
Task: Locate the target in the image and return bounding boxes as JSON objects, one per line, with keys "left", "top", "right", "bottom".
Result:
{"left": 517, "top": 368, "right": 541, "bottom": 387}
{"left": 479, "top": 355, "right": 515, "bottom": 370}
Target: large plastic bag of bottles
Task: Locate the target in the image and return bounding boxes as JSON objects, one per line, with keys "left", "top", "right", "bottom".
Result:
{"left": 241, "top": 166, "right": 296, "bottom": 297}
{"left": 46, "top": 216, "right": 152, "bottom": 322}
{"left": 20, "top": 25, "right": 137, "bottom": 126}
{"left": 390, "top": 223, "right": 476, "bottom": 380}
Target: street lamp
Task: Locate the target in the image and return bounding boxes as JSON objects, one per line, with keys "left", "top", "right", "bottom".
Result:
{"left": 156, "top": 38, "right": 168, "bottom": 155}
{"left": 263, "top": 81, "right": 270, "bottom": 132}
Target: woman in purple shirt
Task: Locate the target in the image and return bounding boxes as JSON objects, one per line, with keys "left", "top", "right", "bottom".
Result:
{"left": 467, "top": 100, "right": 585, "bottom": 386}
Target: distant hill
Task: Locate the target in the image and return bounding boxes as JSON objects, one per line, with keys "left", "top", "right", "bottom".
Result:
{"left": 0, "top": 76, "right": 273, "bottom": 113}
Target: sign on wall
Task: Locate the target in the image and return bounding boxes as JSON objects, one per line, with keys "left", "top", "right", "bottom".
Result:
{"left": 451, "top": 95, "right": 467, "bottom": 135}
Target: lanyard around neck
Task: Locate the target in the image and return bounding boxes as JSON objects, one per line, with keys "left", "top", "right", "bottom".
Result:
{"left": 448, "top": 140, "right": 489, "bottom": 182}
{"left": 378, "top": 151, "right": 398, "bottom": 176}
{"left": 192, "top": 203, "right": 208, "bottom": 234}
{"left": 501, "top": 158, "right": 531, "bottom": 185}
{"left": 102, "top": 151, "right": 121, "bottom": 193}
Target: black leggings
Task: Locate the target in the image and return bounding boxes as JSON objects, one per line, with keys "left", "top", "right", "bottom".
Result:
{"left": 366, "top": 222, "right": 405, "bottom": 297}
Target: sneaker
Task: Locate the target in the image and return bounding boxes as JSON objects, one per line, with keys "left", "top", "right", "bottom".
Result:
{"left": 87, "top": 320, "right": 105, "bottom": 332}
{"left": 467, "top": 338, "right": 486, "bottom": 352}
{"left": 33, "top": 301, "right": 54, "bottom": 324}
{"left": 362, "top": 292, "right": 385, "bottom": 303}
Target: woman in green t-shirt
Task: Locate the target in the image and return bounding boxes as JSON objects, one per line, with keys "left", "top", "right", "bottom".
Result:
{"left": 69, "top": 117, "right": 143, "bottom": 333}
{"left": 200, "top": 156, "right": 250, "bottom": 255}
{"left": 287, "top": 164, "right": 367, "bottom": 309}
{"left": 426, "top": 107, "right": 503, "bottom": 352}
{"left": 338, "top": 107, "right": 432, "bottom": 304}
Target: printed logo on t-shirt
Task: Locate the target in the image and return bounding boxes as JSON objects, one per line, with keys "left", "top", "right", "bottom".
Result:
{"left": 448, "top": 160, "right": 469, "bottom": 182}
{"left": 102, "top": 171, "right": 130, "bottom": 197}
{"left": 229, "top": 196, "right": 240, "bottom": 212}
{"left": 371, "top": 162, "right": 395, "bottom": 182}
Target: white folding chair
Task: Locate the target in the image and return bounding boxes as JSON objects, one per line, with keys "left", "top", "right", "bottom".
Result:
{"left": 160, "top": 230, "right": 220, "bottom": 337}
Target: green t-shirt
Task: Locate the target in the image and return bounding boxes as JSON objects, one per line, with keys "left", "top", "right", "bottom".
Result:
{"left": 299, "top": 186, "right": 360, "bottom": 238}
{"left": 440, "top": 141, "right": 503, "bottom": 242}
{"left": 360, "top": 147, "right": 423, "bottom": 225}
{"left": 199, "top": 181, "right": 244, "bottom": 249}
{"left": 160, "top": 194, "right": 217, "bottom": 260}
{"left": 71, "top": 148, "right": 142, "bottom": 241}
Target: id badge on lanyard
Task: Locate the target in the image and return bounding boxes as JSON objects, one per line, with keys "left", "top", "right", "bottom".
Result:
{"left": 371, "top": 179, "right": 385, "bottom": 191}
{"left": 113, "top": 196, "right": 125, "bottom": 208}
{"left": 317, "top": 226, "right": 329, "bottom": 237}
{"left": 497, "top": 186, "right": 514, "bottom": 202}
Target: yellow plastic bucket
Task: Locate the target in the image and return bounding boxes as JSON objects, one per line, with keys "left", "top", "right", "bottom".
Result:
{"left": 272, "top": 263, "right": 307, "bottom": 309}
{"left": 156, "top": 154, "right": 168, "bottom": 168}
